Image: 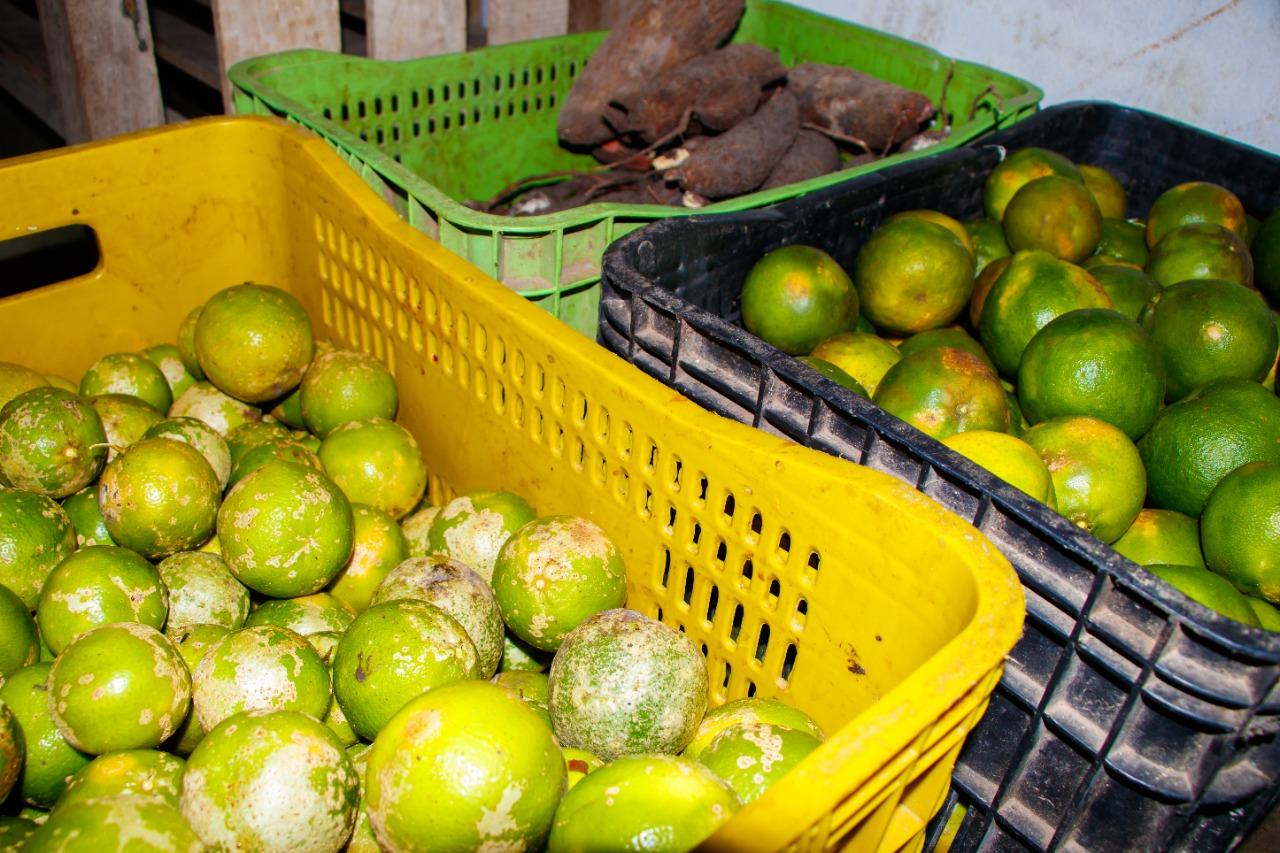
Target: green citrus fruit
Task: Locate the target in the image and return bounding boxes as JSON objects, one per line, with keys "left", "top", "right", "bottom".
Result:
{"left": 740, "top": 245, "right": 859, "bottom": 355}
{"left": 318, "top": 418, "right": 426, "bottom": 520}
{"left": 37, "top": 545, "right": 167, "bottom": 655}
{"left": 0, "top": 663, "right": 91, "bottom": 807}
{"left": 492, "top": 515, "right": 628, "bottom": 653}
{"left": 226, "top": 438, "right": 322, "bottom": 489}
{"left": 502, "top": 631, "right": 552, "bottom": 673}
{"left": 0, "top": 489, "right": 76, "bottom": 608}
{"left": 166, "top": 624, "right": 230, "bottom": 755}
{"left": 56, "top": 746, "right": 180, "bottom": 810}
{"left": 365, "top": 680, "right": 566, "bottom": 853}
{"left": 1088, "top": 264, "right": 1161, "bottom": 321}
{"left": 684, "top": 697, "right": 824, "bottom": 761}
{"left": 563, "top": 747, "right": 601, "bottom": 790}
{"left": 0, "top": 583, "right": 38, "bottom": 676}
{"left": 964, "top": 217, "right": 1011, "bottom": 272}
{"left": 168, "top": 382, "right": 261, "bottom": 437}
{"left": 194, "top": 283, "right": 314, "bottom": 404}
{"left": 98, "top": 437, "right": 220, "bottom": 559}
{"left": 1079, "top": 164, "right": 1127, "bottom": 219}
{"left": 695, "top": 720, "right": 821, "bottom": 804}
{"left": 0, "top": 362, "right": 49, "bottom": 411}
{"left": 1147, "top": 223, "right": 1254, "bottom": 288}
{"left": 983, "top": 147, "right": 1083, "bottom": 222}
{"left": 175, "top": 305, "right": 205, "bottom": 381}
{"left": 1003, "top": 174, "right": 1102, "bottom": 262}
{"left": 1254, "top": 208, "right": 1280, "bottom": 302}
{"left": 190, "top": 624, "right": 331, "bottom": 733}
{"left": 28, "top": 796, "right": 203, "bottom": 852}
{"left": 968, "top": 254, "right": 1012, "bottom": 329}
{"left": 1146, "top": 181, "right": 1249, "bottom": 248}
{"left": 181, "top": 709, "right": 358, "bottom": 852}
{"left": 1112, "top": 509, "right": 1204, "bottom": 568}
{"left": 300, "top": 350, "right": 399, "bottom": 438}
{"left": 0, "top": 387, "right": 107, "bottom": 499}
{"left": 332, "top": 599, "right": 479, "bottom": 741}
{"left": 872, "top": 347, "right": 1011, "bottom": 440}
{"left": 1139, "top": 381, "right": 1280, "bottom": 517}
{"left": 346, "top": 744, "right": 377, "bottom": 853}
{"left": 327, "top": 504, "right": 409, "bottom": 613}
{"left": 141, "top": 343, "right": 198, "bottom": 401}
{"left": 88, "top": 393, "right": 165, "bottom": 464}
{"left": 426, "top": 491, "right": 536, "bottom": 582}
{"left": 1025, "top": 416, "right": 1146, "bottom": 543}
{"left": 61, "top": 486, "right": 113, "bottom": 548}
{"left": 79, "top": 352, "right": 172, "bottom": 414}
{"left": 372, "top": 555, "right": 504, "bottom": 678}
{"left": 218, "top": 460, "right": 355, "bottom": 597}
{"left": 1248, "top": 597, "right": 1280, "bottom": 631}
{"left": 0, "top": 700, "right": 22, "bottom": 802}
{"left": 1146, "top": 563, "right": 1260, "bottom": 627}
{"left": 887, "top": 209, "right": 976, "bottom": 257}
{"left": 807, "top": 331, "right": 901, "bottom": 397}
{"left": 942, "top": 430, "right": 1056, "bottom": 504}
{"left": 399, "top": 504, "right": 439, "bottom": 558}
{"left": 1200, "top": 461, "right": 1280, "bottom": 602}
{"left": 224, "top": 419, "right": 291, "bottom": 466}
{"left": 896, "top": 326, "right": 996, "bottom": 372}
{"left": 246, "top": 592, "right": 354, "bottom": 636}
{"left": 493, "top": 670, "right": 552, "bottom": 728}
{"left": 797, "top": 357, "right": 870, "bottom": 398}
{"left": 1017, "top": 309, "right": 1164, "bottom": 438}
{"left": 854, "top": 218, "right": 975, "bottom": 335}
{"left": 1094, "top": 218, "right": 1150, "bottom": 267}
{"left": 158, "top": 551, "right": 249, "bottom": 635}
{"left": 549, "top": 609, "right": 707, "bottom": 759}
{"left": 978, "top": 250, "right": 1113, "bottom": 376}
{"left": 142, "top": 416, "right": 231, "bottom": 491}
{"left": 546, "top": 754, "right": 738, "bottom": 853}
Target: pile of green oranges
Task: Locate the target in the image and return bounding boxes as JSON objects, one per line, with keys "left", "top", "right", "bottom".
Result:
{"left": 740, "top": 148, "right": 1280, "bottom": 629}
{"left": 0, "top": 284, "right": 824, "bottom": 851}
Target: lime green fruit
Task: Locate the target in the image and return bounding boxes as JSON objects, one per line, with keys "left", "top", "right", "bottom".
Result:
{"left": 941, "top": 430, "right": 1056, "bottom": 505}
{"left": 225, "top": 438, "right": 323, "bottom": 490}
{"left": 372, "top": 555, "right": 504, "bottom": 678}
{"left": 501, "top": 631, "right": 553, "bottom": 673}
{"left": 426, "top": 490, "right": 537, "bottom": 582}
{"left": 492, "top": 515, "right": 628, "bottom": 653}
{"left": 166, "top": 624, "right": 230, "bottom": 755}
{"left": 493, "top": 670, "right": 552, "bottom": 728}
{"left": 365, "top": 680, "right": 566, "bottom": 853}
{"left": 1248, "top": 597, "right": 1280, "bottom": 631}
{"left": 79, "top": 352, "right": 172, "bottom": 414}
{"left": 28, "top": 796, "right": 203, "bottom": 852}
{"left": 143, "top": 416, "right": 232, "bottom": 491}
{"left": 0, "top": 488, "right": 76, "bottom": 608}
{"left": 0, "top": 700, "right": 23, "bottom": 802}
{"left": 54, "top": 749, "right": 185, "bottom": 813}
{"left": 61, "top": 486, "right": 115, "bottom": 548}
{"left": 224, "top": 419, "right": 292, "bottom": 466}
{"left": 332, "top": 599, "right": 479, "bottom": 741}
{"left": 1094, "top": 218, "right": 1150, "bottom": 267}
{"left": 740, "top": 244, "right": 860, "bottom": 355}
{"left": 98, "top": 437, "right": 220, "bottom": 559}
{"left": 965, "top": 217, "right": 1012, "bottom": 272}
{"left": 549, "top": 609, "right": 708, "bottom": 760}
{"left": 181, "top": 709, "right": 358, "bottom": 852}
{"left": 0, "top": 817, "right": 37, "bottom": 849}
{"left": 218, "top": 460, "right": 355, "bottom": 598}
{"left": 399, "top": 504, "right": 439, "bottom": 558}
{"left": 695, "top": 720, "right": 821, "bottom": 804}
{"left": 0, "top": 387, "right": 107, "bottom": 499}
{"left": 684, "top": 697, "right": 825, "bottom": 761}
{"left": 245, "top": 592, "right": 354, "bottom": 637}
{"left": 48, "top": 623, "right": 191, "bottom": 753}
{"left": 193, "top": 283, "right": 315, "bottom": 404}
{"left": 142, "top": 343, "right": 199, "bottom": 401}
{"left": 36, "top": 545, "right": 167, "bottom": 655}
{"left": 1148, "top": 223, "right": 1254, "bottom": 288}
{"left": 809, "top": 331, "right": 902, "bottom": 397}
{"left": 190, "top": 625, "right": 331, "bottom": 733}
{"left": 546, "top": 754, "right": 738, "bottom": 853}
{"left": 328, "top": 504, "right": 410, "bottom": 613}
{"left": 87, "top": 393, "right": 164, "bottom": 463}
{"left": 797, "top": 357, "right": 869, "bottom": 397}
{"left": 345, "top": 745, "right": 377, "bottom": 853}
{"left": 0, "top": 663, "right": 92, "bottom": 807}
{"left": 318, "top": 418, "right": 427, "bottom": 520}
{"left": 176, "top": 305, "right": 205, "bottom": 381}
{"left": 169, "top": 382, "right": 261, "bottom": 437}
{"left": 157, "top": 551, "right": 250, "bottom": 636}
{"left": 1089, "top": 264, "right": 1161, "bottom": 321}
{"left": 1146, "top": 563, "right": 1261, "bottom": 627}
{"left": 0, "top": 362, "right": 48, "bottom": 411}
{"left": 300, "top": 350, "right": 399, "bottom": 438}
{"left": 1200, "top": 461, "right": 1280, "bottom": 603}
{"left": 0, "top": 583, "right": 38, "bottom": 676}
{"left": 562, "top": 747, "right": 601, "bottom": 790}
{"left": 1112, "top": 509, "right": 1205, "bottom": 568}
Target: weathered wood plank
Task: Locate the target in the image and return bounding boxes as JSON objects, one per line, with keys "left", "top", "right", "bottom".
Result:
{"left": 488, "top": 0, "right": 569, "bottom": 45}
{"left": 365, "top": 0, "right": 464, "bottom": 60}
{"left": 209, "top": 0, "right": 340, "bottom": 111}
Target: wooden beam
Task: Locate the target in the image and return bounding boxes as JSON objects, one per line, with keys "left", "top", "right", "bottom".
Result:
{"left": 151, "top": 6, "right": 219, "bottom": 90}
{"left": 36, "top": 0, "right": 166, "bottom": 143}
{"left": 209, "top": 0, "right": 340, "bottom": 112}
{"left": 567, "top": 0, "right": 637, "bottom": 32}
{"left": 0, "top": 1, "right": 62, "bottom": 136}
{"left": 488, "top": 0, "right": 569, "bottom": 46}
{"left": 364, "top": 0, "right": 464, "bottom": 60}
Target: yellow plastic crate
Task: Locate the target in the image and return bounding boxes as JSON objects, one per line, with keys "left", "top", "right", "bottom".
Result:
{"left": 0, "top": 117, "right": 1023, "bottom": 852}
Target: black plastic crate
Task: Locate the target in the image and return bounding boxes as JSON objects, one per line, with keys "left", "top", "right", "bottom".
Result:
{"left": 597, "top": 102, "right": 1280, "bottom": 851}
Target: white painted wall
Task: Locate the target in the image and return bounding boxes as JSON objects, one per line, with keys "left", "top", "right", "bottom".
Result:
{"left": 789, "top": 0, "right": 1280, "bottom": 153}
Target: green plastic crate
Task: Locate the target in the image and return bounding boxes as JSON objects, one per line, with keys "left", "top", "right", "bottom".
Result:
{"left": 230, "top": 0, "right": 1041, "bottom": 335}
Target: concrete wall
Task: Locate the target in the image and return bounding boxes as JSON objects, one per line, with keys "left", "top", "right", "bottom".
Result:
{"left": 789, "top": 0, "right": 1280, "bottom": 153}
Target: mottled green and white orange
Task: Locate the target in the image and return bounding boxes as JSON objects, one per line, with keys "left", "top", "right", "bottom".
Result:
{"left": 684, "top": 697, "right": 825, "bottom": 760}
{"left": 245, "top": 592, "right": 355, "bottom": 637}
{"left": 872, "top": 347, "right": 1011, "bottom": 441}
{"left": 0, "top": 387, "right": 107, "bottom": 498}
{"left": 0, "top": 361, "right": 48, "bottom": 410}
{"left": 345, "top": 744, "right": 377, "bottom": 853}
{"left": 366, "top": 680, "right": 566, "bottom": 853}
{"left": 493, "top": 516, "right": 628, "bottom": 653}
{"left": 1145, "top": 180, "right": 1249, "bottom": 248}
{"left": 97, "top": 438, "right": 220, "bottom": 559}
{"left": 0, "top": 488, "right": 76, "bottom": 608}
{"left": 546, "top": 754, "right": 738, "bottom": 853}
{"left": 493, "top": 670, "right": 552, "bottom": 728}
{"left": 332, "top": 599, "right": 479, "bottom": 741}
{"left": 79, "top": 351, "right": 173, "bottom": 414}
{"left": 328, "top": 504, "right": 410, "bottom": 613}
{"left": 54, "top": 748, "right": 186, "bottom": 813}
{"left": 982, "top": 146, "right": 1083, "bottom": 222}
{"left": 0, "top": 583, "right": 38, "bottom": 676}
{"left": 549, "top": 609, "right": 708, "bottom": 760}
{"left": 27, "top": 795, "right": 204, "bottom": 852}
{"left": 181, "top": 709, "right": 358, "bottom": 853}
{"left": 318, "top": 418, "right": 427, "bottom": 520}
{"left": 694, "top": 720, "right": 820, "bottom": 804}
{"left": 398, "top": 503, "right": 439, "bottom": 558}
{"left": 978, "top": 250, "right": 1113, "bottom": 377}
{"left": 36, "top": 545, "right": 167, "bottom": 654}
{"left": 217, "top": 460, "right": 355, "bottom": 598}
{"left": 226, "top": 438, "right": 323, "bottom": 490}
{"left": 169, "top": 381, "right": 261, "bottom": 437}
{"left": 225, "top": 419, "right": 292, "bottom": 465}
{"left": 501, "top": 631, "right": 551, "bottom": 674}
{"left": 142, "top": 343, "right": 199, "bottom": 401}
{"left": 190, "top": 624, "right": 331, "bottom": 733}
{"left": 87, "top": 393, "right": 164, "bottom": 462}
{"left": 157, "top": 551, "right": 250, "bottom": 636}
{"left": 167, "top": 624, "right": 230, "bottom": 755}
{"left": 48, "top": 623, "right": 191, "bottom": 753}
{"left": 300, "top": 349, "right": 399, "bottom": 438}
{"left": 0, "top": 663, "right": 91, "bottom": 806}
{"left": 0, "top": 701, "right": 23, "bottom": 803}
{"left": 425, "top": 490, "right": 536, "bottom": 582}
{"left": 372, "top": 555, "right": 504, "bottom": 677}
{"left": 61, "top": 486, "right": 115, "bottom": 548}
{"left": 143, "top": 416, "right": 232, "bottom": 491}
{"left": 1147, "top": 223, "right": 1254, "bottom": 288}
{"left": 193, "top": 283, "right": 315, "bottom": 404}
